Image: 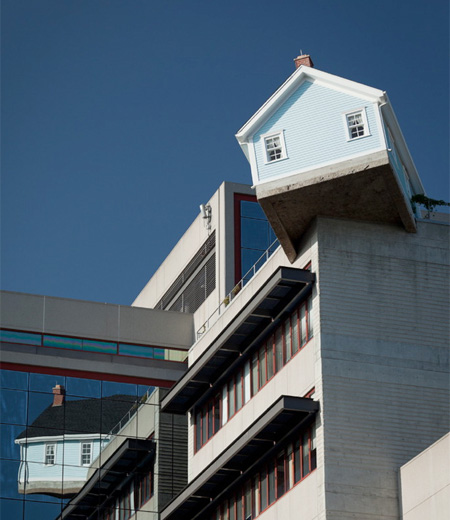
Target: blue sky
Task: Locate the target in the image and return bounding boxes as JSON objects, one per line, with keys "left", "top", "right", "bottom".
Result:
{"left": 2, "top": 0, "right": 449, "bottom": 305}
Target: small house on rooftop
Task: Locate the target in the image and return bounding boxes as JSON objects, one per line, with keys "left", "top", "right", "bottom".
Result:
{"left": 236, "top": 54, "right": 424, "bottom": 262}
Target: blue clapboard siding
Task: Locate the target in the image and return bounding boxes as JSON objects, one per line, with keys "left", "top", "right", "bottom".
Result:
{"left": 21, "top": 438, "right": 105, "bottom": 481}
{"left": 253, "top": 81, "right": 382, "bottom": 183}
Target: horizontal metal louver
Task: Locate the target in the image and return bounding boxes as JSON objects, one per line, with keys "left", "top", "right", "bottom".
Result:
{"left": 168, "top": 254, "right": 215, "bottom": 314}
{"left": 155, "top": 232, "right": 216, "bottom": 313}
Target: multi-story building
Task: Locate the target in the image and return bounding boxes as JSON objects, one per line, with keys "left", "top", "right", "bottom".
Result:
{"left": 1, "top": 56, "right": 448, "bottom": 520}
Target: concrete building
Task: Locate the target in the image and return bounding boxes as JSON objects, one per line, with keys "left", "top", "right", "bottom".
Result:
{"left": 1, "top": 55, "right": 449, "bottom": 520}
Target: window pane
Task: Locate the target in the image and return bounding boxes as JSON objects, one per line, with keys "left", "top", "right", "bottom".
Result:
{"left": 266, "top": 342, "right": 274, "bottom": 380}
{"left": 308, "top": 297, "right": 314, "bottom": 339}
{"left": 202, "top": 408, "right": 207, "bottom": 444}
{"left": 258, "top": 348, "right": 266, "bottom": 389}
{"left": 214, "top": 394, "right": 221, "bottom": 434}
{"left": 43, "top": 335, "right": 82, "bottom": 350}
{"left": 275, "top": 329, "right": 283, "bottom": 368}
{"left": 195, "top": 412, "right": 201, "bottom": 450}
{"left": 222, "top": 385, "right": 228, "bottom": 426}
{"left": 229, "top": 497, "right": 236, "bottom": 520}
{"left": 236, "top": 493, "right": 243, "bottom": 520}
{"left": 240, "top": 200, "right": 266, "bottom": 220}
{"left": 284, "top": 320, "right": 291, "bottom": 363}
{"left": 244, "top": 481, "right": 252, "bottom": 519}
{"left": 260, "top": 469, "right": 268, "bottom": 511}
{"left": 302, "top": 432, "right": 310, "bottom": 477}
{"left": 292, "top": 311, "right": 299, "bottom": 354}
{"left": 277, "top": 453, "right": 285, "bottom": 499}
{"left": 251, "top": 355, "right": 258, "bottom": 396}
{"left": 236, "top": 374, "right": 243, "bottom": 412}
{"left": 268, "top": 460, "right": 275, "bottom": 505}
{"left": 275, "top": 331, "right": 283, "bottom": 373}
{"left": 252, "top": 475, "right": 260, "bottom": 517}
{"left": 300, "top": 305, "right": 307, "bottom": 346}
{"left": 208, "top": 401, "right": 213, "bottom": 439}
{"left": 243, "top": 361, "right": 251, "bottom": 404}
{"left": 228, "top": 381, "right": 235, "bottom": 418}
{"left": 294, "top": 439, "right": 301, "bottom": 483}
{"left": 311, "top": 424, "right": 317, "bottom": 470}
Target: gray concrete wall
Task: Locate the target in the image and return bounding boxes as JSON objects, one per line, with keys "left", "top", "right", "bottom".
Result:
{"left": 0, "top": 291, "right": 194, "bottom": 349}
{"left": 316, "top": 218, "right": 449, "bottom": 519}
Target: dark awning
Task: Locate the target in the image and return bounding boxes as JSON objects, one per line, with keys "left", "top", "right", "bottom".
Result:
{"left": 161, "top": 395, "right": 319, "bottom": 520}
{"left": 57, "top": 438, "right": 155, "bottom": 519}
{"left": 161, "top": 267, "right": 315, "bottom": 415}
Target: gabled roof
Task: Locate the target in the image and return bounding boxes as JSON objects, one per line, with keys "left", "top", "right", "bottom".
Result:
{"left": 236, "top": 65, "right": 386, "bottom": 145}
{"left": 16, "top": 395, "right": 137, "bottom": 440}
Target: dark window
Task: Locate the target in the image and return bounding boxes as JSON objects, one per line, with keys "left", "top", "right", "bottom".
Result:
{"left": 260, "top": 469, "right": 268, "bottom": 511}
{"left": 276, "top": 452, "right": 286, "bottom": 499}
{"left": 268, "top": 460, "right": 276, "bottom": 505}
{"left": 266, "top": 342, "right": 274, "bottom": 381}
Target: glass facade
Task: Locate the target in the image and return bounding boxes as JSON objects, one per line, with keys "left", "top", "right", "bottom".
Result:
{"left": 234, "top": 195, "right": 278, "bottom": 284}
{"left": 0, "top": 329, "right": 187, "bottom": 362}
{"left": 0, "top": 368, "right": 159, "bottom": 520}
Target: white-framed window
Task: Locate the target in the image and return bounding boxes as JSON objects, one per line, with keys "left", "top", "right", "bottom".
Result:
{"left": 81, "top": 442, "right": 92, "bottom": 466}
{"left": 344, "top": 108, "right": 370, "bottom": 140}
{"left": 45, "top": 443, "right": 56, "bottom": 465}
{"left": 263, "top": 131, "right": 287, "bottom": 163}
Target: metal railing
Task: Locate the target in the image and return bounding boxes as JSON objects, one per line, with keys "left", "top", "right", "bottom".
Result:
{"left": 196, "top": 239, "right": 280, "bottom": 339}
{"left": 108, "top": 386, "right": 155, "bottom": 437}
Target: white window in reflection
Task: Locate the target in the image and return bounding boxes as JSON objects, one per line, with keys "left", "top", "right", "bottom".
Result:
{"left": 81, "top": 442, "right": 92, "bottom": 466}
{"left": 45, "top": 443, "right": 55, "bottom": 465}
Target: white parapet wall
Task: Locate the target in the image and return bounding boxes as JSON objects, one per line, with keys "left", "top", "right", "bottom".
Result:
{"left": 400, "top": 433, "right": 450, "bottom": 520}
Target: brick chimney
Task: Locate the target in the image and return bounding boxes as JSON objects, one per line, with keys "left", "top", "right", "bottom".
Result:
{"left": 294, "top": 54, "right": 314, "bottom": 69}
{"left": 52, "top": 384, "right": 66, "bottom": 407}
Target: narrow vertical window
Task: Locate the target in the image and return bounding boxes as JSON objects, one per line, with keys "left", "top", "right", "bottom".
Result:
{"left": 266, "top": 341, "right": 274, "bottom": 380}
{"left": 228, "top": 381, "right": 235, "bottom": 418}
{"left": 243, "top": 361, "right": 251, "bottom": 404}
{"left": 207, "top": 401, "right": 214, "bottom": 440}
{"left": 260, "top": 468, "right": 268, "bottom": 511}
{"left": 268, "top": 460, "right": 276, "bottom": 505}
{"left": 293, "top": 439, "right": 301, "bottom": 483}
{"left": 195, "top": 411, "right": 201, "bottom": 450}
{"left": 45, "top": 443, "right": 56, "bottom": 465}
{"left": 258, "top": 347, "right": 267, "bottom": 389}
{"left": 292, "top": 310, "right": 299, "bottom": 354}
{"left": 252, "top": 475, "right": 260, "bottom": 518}
{"left": 284, "top": 319, "right": 291, "bottom": 363}
{"left": 311, "top": 424, "right": 317, "bottom": 471}
{"left": 202, "top": 407, "right": 207, "bottom": 444}
{"left": 236, "top": 372, "right": 243, "bottom": 412}
{"left": 81, "top": 442, "right": 92, "bottom": 466}
{"left": 302, "top": 432, "right": 310, "bottom": 478}
{"left": 300, "top": 304, "right": 307, "bottom": 346}
{"left": 244, "top": 480, "right": 252, "bottom": 520}
{"left": 251, "top": 354, "right": 258, "bottom": 397}
{"left": 236, "top": 492, "right": 243, "bottom": 520}
{"left": 307, "top": 297, "right": 314, "bottom": 340}
{"left": 222, "top": 385, "right": 228, "bottom": 426}
{"left": 214, "top": 394, "right": 221, "bottom": 434}
{"left": 276, "top": 452, "right": 286, "bottom": 499}
{"left": 275, "top": 327, "right": 286, "bottom": 371}
{"left": 229, "top": 496, "right": 236, "bottom": 520}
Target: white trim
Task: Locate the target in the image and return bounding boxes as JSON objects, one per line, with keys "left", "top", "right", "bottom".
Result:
{"left": 261, "top": 130, "right": 288, "bottom": 164}
{"left": 379, "top": 98, "right": 424, "bottom": 194}
{"left": 15, "top": 433, "right": 108, "bottom": 445}
{"left": 343, "top": 107, "right": 371, "bottom": 141}
{"left": 255, "top": 146, "right": 387, "bottom": 186}
{"left": 248, "top": 141, "right": 259, "bottom": 188}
